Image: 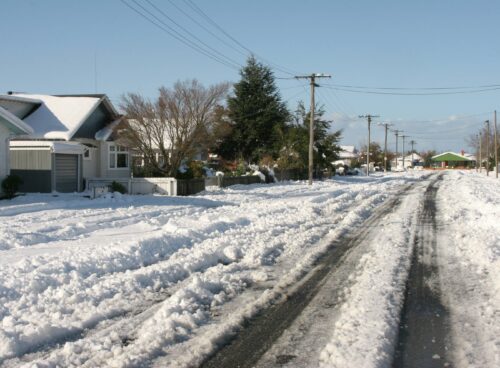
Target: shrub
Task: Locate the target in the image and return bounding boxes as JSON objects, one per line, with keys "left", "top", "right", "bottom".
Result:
{"left": 1, "top": 174, "right": 23, "bottom": 199}
{"left": 109, "top": 181, "right": 127, "bottom": 194}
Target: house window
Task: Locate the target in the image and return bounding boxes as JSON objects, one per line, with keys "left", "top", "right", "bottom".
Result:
{"left": 109, "top": 144, "right": 129, "bottom": 169}
{"left": 83, "top": 148, "right": 92, "bottom": 161}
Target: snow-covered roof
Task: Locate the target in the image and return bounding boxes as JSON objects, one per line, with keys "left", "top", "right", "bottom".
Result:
{"left": 0, "top": 94, "right": 119, "bottom": 141}
{"left": 339, "top": 145, "right": 357, "bottom": 159}
{"left": 10, "top": 140, "right": 85, "bottom": 154}
{"left": 0, "top": 106, "right": 34, "bottom": 135}
{"left": 95, "top": 118, "right": 122, "bottom": 141}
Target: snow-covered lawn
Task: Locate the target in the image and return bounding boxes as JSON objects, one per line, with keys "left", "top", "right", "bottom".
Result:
{"left": 0, "top": 171, "right": 497, "bottom": 367}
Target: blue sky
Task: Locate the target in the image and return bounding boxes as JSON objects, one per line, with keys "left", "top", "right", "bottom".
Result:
{"left": 2, "top": 0, "right": 499, "bottom": 152}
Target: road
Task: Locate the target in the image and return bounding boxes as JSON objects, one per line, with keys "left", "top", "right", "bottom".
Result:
{"left": 201, "top": 174, "right": 455, "bottom": 368}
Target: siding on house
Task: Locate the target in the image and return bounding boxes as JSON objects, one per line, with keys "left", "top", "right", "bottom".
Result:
{"left": 0, "top": 124, "right": 10, "bottom": 183}
{"left": 10, "top": 149, "right": 52, "bottom": 170}
{"left": 10, "top": 149, "right": 52, "bottom": 192}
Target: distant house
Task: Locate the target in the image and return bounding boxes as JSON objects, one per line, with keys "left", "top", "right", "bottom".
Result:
{"left": 392, "top": 153, "right": 423, "bottom": 170}
{"left": 431, "top": 151, "right": 475, "bottom": 169}
{"left": 335, "top": 145, "right": 358, "bottom": 166}
{"left": 0, "top": 107, "right": 34, "bottom": 190}
{"left": 0, "top": 93, "right": 130, "bottom": 193}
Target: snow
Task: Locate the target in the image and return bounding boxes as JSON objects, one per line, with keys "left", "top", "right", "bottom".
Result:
{"left": 0, "top": 171, "right": 498, "bottom": 367}
{"left": 0, "top": 106, "right": 33, "bottom": 135}
{"left": 436, "top": 171, "right": 500, "bottom": 368}
{"left": 12, "top": 94, "right": 101, "bottom": 140}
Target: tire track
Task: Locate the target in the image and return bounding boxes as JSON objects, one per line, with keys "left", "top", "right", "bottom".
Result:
{"left": 392, "top": 174, "right": 453, "bottom": 367}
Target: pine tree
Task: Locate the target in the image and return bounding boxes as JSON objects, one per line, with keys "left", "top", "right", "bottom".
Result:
{"left": 218, "top": 56, "right": 290, "bottom": 163}
{"left": 279, "top": 101, "right": 341, "bottom": 171}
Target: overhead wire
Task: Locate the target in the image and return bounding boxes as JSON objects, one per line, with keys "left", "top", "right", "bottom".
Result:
{"left": 121, "top": 0, "right": 241, "bottom": 71}
{"left": 182, "top": 0, "right": 301, "bottom": 77}
{"left": 321, "top": 85, "right": 500, "bottom": 96}
{"left": 143, "top": 0, "right": 243, "bottom": 68}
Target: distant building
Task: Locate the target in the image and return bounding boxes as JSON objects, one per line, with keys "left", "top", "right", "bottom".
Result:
{"left": 335, "top": 145, "right": 358, "bottom": 167}
{"left": 431, "top": 151, "right": 475, "bottom": 169}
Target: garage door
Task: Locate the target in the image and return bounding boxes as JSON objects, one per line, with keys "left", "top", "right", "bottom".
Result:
{"left": 55, "top": 154, "right": 78, "bottom": 192}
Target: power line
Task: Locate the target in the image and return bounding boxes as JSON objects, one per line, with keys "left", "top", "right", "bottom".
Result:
{"left": 121, "top": 0, "right": 240, "bottom": 71}
{"left": 323, "top": 83, "right": 500, "bottom": 91}
{"left": 321, "top": 85, "right": 500, "bottom": 96}
{"left": 182, "top": 0, "right": 300, "bottom": 76}
{"left": 165, "top": 0, "right": 249, "bottom": 59}
{"left": 143, "top": 0, "right": 243, "bottom": 68}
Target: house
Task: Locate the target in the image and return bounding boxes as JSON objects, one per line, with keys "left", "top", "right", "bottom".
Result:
{"left": 0, "top": 93, "right": 130, "bottom": 193}
{"left": 431, "top": 151, "right": 475, "bottom": 169}
{"left": 392, "top": 153, "right": 423, "bottom": 170}
{"left": 336, "top": 145, "right": 358, "bottom": 167}
{"left": 0, "top": 107, "right": 34, "bottom": 190}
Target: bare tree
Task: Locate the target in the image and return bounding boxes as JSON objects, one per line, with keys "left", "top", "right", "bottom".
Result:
{"left": 119, "top": 80, "right": 230, "bottom": 177}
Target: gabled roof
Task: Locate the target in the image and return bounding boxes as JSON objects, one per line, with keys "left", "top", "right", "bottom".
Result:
{"left": 431, "top": 152, "right": 472, "bottom": 162}
{"left": 0, "top": 94, "right": 119, "bottom": 141}
{"left": 0, "top": 106, "right": 34, "bottom": 135}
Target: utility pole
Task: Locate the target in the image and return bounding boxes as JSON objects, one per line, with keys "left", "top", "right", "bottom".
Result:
{"left": 410, "top": 140, "right": 417, "bottom": 167}
{"left": 479, "top": 132, "right": 482, "bottom": 173}
{"left": 401, "top": 135, "right": 409, "bottom": 170}
{"left": 378, "top": 122, "right": 392, "bottom": 172}
{"left": 476, "top": 134, "right": 480, "bottom": 172}
{"left": 295, "top": 73, "right": 331, "bottom": 185}
{"left": 485, "top": 120, "right": 490, "bottom": 176}
{"left": 359, "top": 114, "right": 380, "bottom": 176}
{"left": 495, "top": 110, "right": 498, "bottom": 178}
{"left": 392, "top": 129, "right": 402, "bottom": 170}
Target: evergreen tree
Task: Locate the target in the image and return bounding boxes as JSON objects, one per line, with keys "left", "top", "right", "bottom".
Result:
{"left": 218, "top": 56, "right": 290, "bottom": 163}
{"left": 278, "top": 101, "right": 341, "bottom": 171}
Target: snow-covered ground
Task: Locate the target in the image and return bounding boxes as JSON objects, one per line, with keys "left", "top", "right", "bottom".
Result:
{"left": 0, "top": 171, "right": 498, "bottom": 367}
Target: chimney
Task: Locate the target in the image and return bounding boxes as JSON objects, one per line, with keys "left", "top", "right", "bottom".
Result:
{"left": 461, "top": 150, "right": 465, "bottom": 156}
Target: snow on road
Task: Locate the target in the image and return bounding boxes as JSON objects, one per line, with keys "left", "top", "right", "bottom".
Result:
{"left": 0, "top": 171, "right": 497, "bottom": 367}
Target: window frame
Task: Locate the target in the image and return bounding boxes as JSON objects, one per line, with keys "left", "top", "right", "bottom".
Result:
{"left": 108, "top": 144, "right": 129, "bottom": 170}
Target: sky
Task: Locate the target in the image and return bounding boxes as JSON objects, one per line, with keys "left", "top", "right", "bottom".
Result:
{"left": 2, "top": 0, "right": 500, "bottom": 153}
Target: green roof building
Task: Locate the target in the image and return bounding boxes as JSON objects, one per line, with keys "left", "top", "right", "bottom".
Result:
{"left": 431, "top": 152, "right": 475, "bottom": 168}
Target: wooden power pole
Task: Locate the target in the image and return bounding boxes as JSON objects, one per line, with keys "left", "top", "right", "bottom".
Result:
{"left": 295, "top": 73, "right": 331, "bottom": 185}
{"left": 485, "top": 120, "right": 490, "bottom": 176}
{"left": 401, "top": 135, "right": 409, "bottom": 170}
{"left": 410, "top": 140, "right": 417, "bottom": 167}
{"left": 379, "top": 122, "right": 392, "bottom": 172}
{"left": 479, "top": 132, "right": 482, "bottom": 173}
{"left": 495, "top": 111, "right": 498, "bottom": 179}
{"left": 359, "top": 114, "right": 380, "bottom": 176}
{"left": 392, "top": 129, "right": 402, "bottom": 170}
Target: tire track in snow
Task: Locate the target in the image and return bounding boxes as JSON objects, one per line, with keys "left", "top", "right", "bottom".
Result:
{"left": 199, "top": 184, "right": 415, "bottom": 368}
{"left": 392, "top": 174, "right": 453, "bottom": 367}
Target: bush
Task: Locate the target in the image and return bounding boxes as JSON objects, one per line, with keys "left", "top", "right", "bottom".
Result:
{"left": 109, "top": 181, "right": 127, "bottom": 194}
{"left": 1, "top": 174, "right": 23, "bottom": 199}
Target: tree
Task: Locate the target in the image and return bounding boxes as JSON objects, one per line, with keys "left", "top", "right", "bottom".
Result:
{"left": 358, "top": 141, "right": 385, "bottom": 168}
{"left": 420, "top": 150, "right": 437, "bottom": 167}
{"left": 119, "top": 80, "right": 229, "bottom": 177}
{"left": 217, "top": 56, "right": 290, "bottom": 163}
{"left": 277, "top": 101, "right": 342, "bottom": 172}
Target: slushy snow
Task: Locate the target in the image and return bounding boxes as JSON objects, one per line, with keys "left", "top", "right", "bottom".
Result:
{"left": 0, "top": 171, "right": 498, "bottom": 367}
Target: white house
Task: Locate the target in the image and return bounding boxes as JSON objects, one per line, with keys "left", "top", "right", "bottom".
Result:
{"left": 0, "top": 107, "right": 34, "bottom": 190}
{"left": 336, "top": 145, "right": 358, "bottom": 166}
{"left": 0, "top": 93, "right": 130, "bottom": 193}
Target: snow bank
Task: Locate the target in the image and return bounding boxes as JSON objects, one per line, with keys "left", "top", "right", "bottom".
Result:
{"left": 0, "top": 172, "right": 434, "bottom": 366}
